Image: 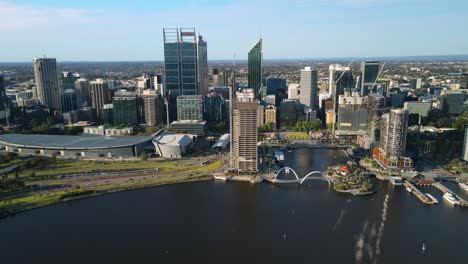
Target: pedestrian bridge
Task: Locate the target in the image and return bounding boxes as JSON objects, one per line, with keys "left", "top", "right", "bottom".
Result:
{"left": 263, "top": 167, "right": 332, "bottom": 185}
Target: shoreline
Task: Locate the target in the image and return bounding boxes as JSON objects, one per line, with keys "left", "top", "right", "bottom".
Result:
{"left": 0, "top": 175, "right": 214, "bottom": 220}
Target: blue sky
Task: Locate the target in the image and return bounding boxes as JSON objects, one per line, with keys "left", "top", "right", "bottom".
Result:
{"left": 1, "top": 0, "right": 467, "bottom": 61}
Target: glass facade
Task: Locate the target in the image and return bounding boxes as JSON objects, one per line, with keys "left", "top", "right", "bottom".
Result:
{"left": 113, "top": 97, "right": 139, "bottom": 125}
{"left": 163, "top": 28, "right": 199, "bottom": 96}
{"left": 177, "top": 95, "right": 204, "bottom": 121}
{"left": 360, "top": 61, "right": 380, "bottom": 96}
{"left": 248, "top": 39, "right": 262, "bottom": 98}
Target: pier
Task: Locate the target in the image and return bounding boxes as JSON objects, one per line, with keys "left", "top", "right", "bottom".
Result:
{"left": 403, "top": 181, "right": 434, "bottom": 205}
{"left": 433, "top": 182, "right": 468, "bottom": 207}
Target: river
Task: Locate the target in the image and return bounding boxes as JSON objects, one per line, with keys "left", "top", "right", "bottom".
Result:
{"left": 0, "top": 148, "right": 467, "bottom": 264}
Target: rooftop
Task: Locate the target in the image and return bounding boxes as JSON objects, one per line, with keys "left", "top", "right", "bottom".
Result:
{"left": 0, "top": 134, "right": 152, "bottom": 149}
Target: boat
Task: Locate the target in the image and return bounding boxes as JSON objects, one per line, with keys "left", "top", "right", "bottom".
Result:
{"left": 443, "top": 192, "right": 460, "bottom": 205}
{"left": 406, "top": 187, "right": 413, "bottom": 193}
{"left": 422, "top": 242, "right": 426, "bottom": 253}
{"left": 425, "top": 193, "right": 439, "bottom": 204}
{"left": 459, "top": 182, "right": 468, "bottom": 192}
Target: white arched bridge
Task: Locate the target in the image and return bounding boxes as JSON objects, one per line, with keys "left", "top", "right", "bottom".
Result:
{"left": 263, "top": 167, "right": 332, "bottom": 185}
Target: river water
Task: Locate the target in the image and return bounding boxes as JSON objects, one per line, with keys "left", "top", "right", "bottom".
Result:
{"left": 0, "top": 148, "right": 467, "bottom": 264}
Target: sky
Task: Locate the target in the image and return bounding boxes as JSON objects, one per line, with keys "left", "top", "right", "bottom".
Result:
{"left": 1, "top": 0, "right": 468, "bottom": 62}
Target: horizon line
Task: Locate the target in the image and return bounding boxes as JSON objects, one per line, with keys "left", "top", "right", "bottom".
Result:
{"left": 2, "top": 54, "right": 468, "bottom": 64}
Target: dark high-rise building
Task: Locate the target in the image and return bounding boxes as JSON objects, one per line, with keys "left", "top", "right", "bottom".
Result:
{"left": 248, "top": 39, "right": 262, "bottom": 99}
{"left": 0, "top": 75, "right": 10, "bottom": 125}
{"left": 163, "top": 28, "right": 207, "bottom": 96}
{"left": 61, "top": 72, "right": 80, "bottom": 91}
{"left": 61, "top": 89, "right": 78, "bottom": 112}
{"left": 360, "top": 61, "right": 380, "bottom": 96}
{"left": 279, "top": 99, "right": 298, "bottom": 127}
{"left": 266, "top": 77, "right": 287, "bottom": 106}
{"left": 113, "top": 96, "right": 139, "bottom": 125}
{"left": 75, "top": 78, "right": 90, "bottom": 107}
{"left": 33, "top": 57, "right": 61, "bottom": 109}
{"left": 440, "top": 90, "right": 466, "bottom": 115}
{"left": 198, "top": 35, "right": 208, "bottom": 95}
{"left": 205, "top": 93, "right": 225, "bottom": 123}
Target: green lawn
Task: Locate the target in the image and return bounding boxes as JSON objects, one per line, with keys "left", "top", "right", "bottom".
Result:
{"left": 286, "top": 132, "right": 309, "bottom": 140}
{"left": 18, "top": 159, "right": 197, "bottom": 178}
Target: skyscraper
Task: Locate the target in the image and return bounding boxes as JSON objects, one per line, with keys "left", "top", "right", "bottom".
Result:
{"left": 61, "top": 89, "right": 78, "bottom": 112}
{"left": 463, "top": 127, "right": 468, "bottom": 162}
{"left": 33, "top": 57, "right": 61, "bottom": 109}
{"left": 0, "top": 75, "right": 10, "bottom": 125}
{"left": 379, "top": 109, "right": 409, "bottom": 161}
{"left": 233, "top": 89, "right": 258, "bottom": 172}
{"left": 248, "top": 39, "right": 262, "bottom": 99}
{"left": 75, "top": 78, "right": 90, "bottom": 107}
{"left": 299, "top": 67, "right": 318, "bottom": 111}
{"left": 360, "top": 61, "right": 380, "bottom": 96}
{"left": 90, "top": 79, "right": 111, "bottom": 121}
{"left": 329, "top": 64, "right": 353, "bottom": 113}
{"left": 113, "top": 96, "right": 139, "bottom": 125}
{"left": 163, "top": 28, "right": 207, "bottom": 96}
{"left": 198, "top": 35, "right": 208, "bottom": 95}
{"left": 142, "top": 90, "right": 163, "bottom": 126}
{"left": 60, "top": 72, "right": 80, "bottom": 91}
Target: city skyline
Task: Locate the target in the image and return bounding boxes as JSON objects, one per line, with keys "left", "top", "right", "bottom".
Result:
{"left": 1, "top": 0, "right": 468, "bottom": 62}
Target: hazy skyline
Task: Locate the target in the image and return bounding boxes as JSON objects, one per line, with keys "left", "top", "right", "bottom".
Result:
{"left": 1, "top": 0, "right": 468, "bottom": 62}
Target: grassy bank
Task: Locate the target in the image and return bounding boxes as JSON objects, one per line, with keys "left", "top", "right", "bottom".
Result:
{"left": 0, "top": 174, "right": 213, "bottom": 219}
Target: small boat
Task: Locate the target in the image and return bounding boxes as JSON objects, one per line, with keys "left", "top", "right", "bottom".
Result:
{"left": 422, "top": 242, "right": 426, "bottom": 253}
{"left": 425, "top": 193, "right": 438, "bottom": 204}
{"left": 406, "top": 187, "right": 413, "bottom": 193}
{"left": 459, "top": 182, "right": 468, "bottom": 192}
{"left": 443, "top": 192, "right": 460, "bottom": 205}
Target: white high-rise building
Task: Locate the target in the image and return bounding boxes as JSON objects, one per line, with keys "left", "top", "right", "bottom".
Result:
{"left": 288, "top": 83, "right": 300, "bottom": 99}
{"left": 328, "top": 64, "right": 351, "bottom": 96}
{"left": 32, "top": 57, "right": 61, "bottom": 109}
{"left": 299, "top": 67, "right": 318, "bottom": 110}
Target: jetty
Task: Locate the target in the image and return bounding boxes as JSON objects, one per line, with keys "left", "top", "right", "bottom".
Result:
{"left": 403, "top": 181, "right": 434, "bottom": 205}
{"left": 433, "top": 182, "right": 468, "bottom": 207}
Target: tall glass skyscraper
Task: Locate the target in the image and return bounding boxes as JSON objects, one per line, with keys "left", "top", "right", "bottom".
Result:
{"left": 248, "top": 39, "right": 262, "bottom": 99}
{"left": 163, "top": 28, "right": 207, "bottom": 96}
{"left": 360, "top": 61, "right": 380, "bottom": 96}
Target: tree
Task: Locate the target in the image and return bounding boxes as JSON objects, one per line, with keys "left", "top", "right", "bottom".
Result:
{"left": 452, "top": 112, "right": 468, "bottom": 131}
{"left": 140, "top": 151, "right": 149, "bottom": 161}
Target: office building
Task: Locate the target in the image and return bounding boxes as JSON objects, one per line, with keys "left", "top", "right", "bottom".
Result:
{"left": 440, "top": 90, "right": 466, "bottom": 115}
{"left": 233, "top": 89, "right": 258, "bottom": 172}
{"left": 113, "top": 96, "right": 139, "bottom": 125}
{"left": 0, "top": 75, "right": 10, "bottom": 125}
{"left": 265, "top": 105, "right": 277, "bottom": 126}
{"left": 90, "top": 79, "right": 111, "bottom": 121}
{"left": 142, "top": 90, "right": 163, "bottom": 126}
{"left": 257, "top": 104, "right": 265, "bottom": 127}
{"left": 169, "top": 120, "right": 207, "bottom": 136}
{"left": 379, "top": 109, "right": 408, "bottom": 166}
{"left": 74, "top": 78, "right": 90, "bottom": 107}
{"left": 248, "top": 39, "right": 262, "bottom": 99}
{"left": 61, "top": 89, "right": 78, "bottom": 112}
{"left": 137, "top": 74, "right": 152, "bottom": 94}
{"left": 409, "top": 78, "right": 422, "bottom": 90}
{"left": 32, "top": 57, "right": 61, "bottom": 109}
{"left": 404, "top": 101, "right": 431, "bottom": 117}
{"left": 280, "top": 99, "right": 298, "bottom": 127}
{"left": 360, "top": 61, "right": 380, "bottom": 96}
{"left": 463, "top": 127, "right": 468, "bottom": 162}
{"left": 163, "top": 28, "right": 206, "bottom": 96}
{"left": 204, "top": 92, "right": 225, "bottom": 123}
{"left": 337, "top": 92, "right": 369, "bottom": 132}
{"left": 329, "top": 64, "right": 353, "bottom": 113}
{"left": 288, "top": 83, "right": 300, "bottom": 99}
{"left": 299, "top": 67, "right": 318, "bottom": 111}
{"left": 61, "top": 72, "right": 80, "bottom": 91}
{"left": 198, "top": 35, "right": 209, "bottom": 95}
{"left": 102, "top": 104, "right": 114, "bottom": 124}
{"left": 461, "top": 73, "right": 468, "bottom": 89}
{"left": 177, "top": 95, "right": 204, "bottom": 121}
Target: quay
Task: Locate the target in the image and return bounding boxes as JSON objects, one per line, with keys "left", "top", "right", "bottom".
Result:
{"left": 403, "top": 181, "right": 434, "bottom": 205}
{"left": 433, "top": 182, "right": 468, "bottom": 207}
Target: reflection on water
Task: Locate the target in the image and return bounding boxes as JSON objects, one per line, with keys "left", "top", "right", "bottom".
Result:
{"left": 0, "top": 148, "right": 466, "bottom": 264}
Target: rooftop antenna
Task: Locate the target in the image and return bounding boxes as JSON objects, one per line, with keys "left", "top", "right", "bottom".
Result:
{"left": 233, "top": 52, "right": 236, "bottom": 67}
{"left": 42, "top": 48, "right": 46, "bottom": 58}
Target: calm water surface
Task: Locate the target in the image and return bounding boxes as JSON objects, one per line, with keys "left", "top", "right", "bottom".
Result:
{"left": 0, "top": 148, "right": 467, "bottom": 264}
